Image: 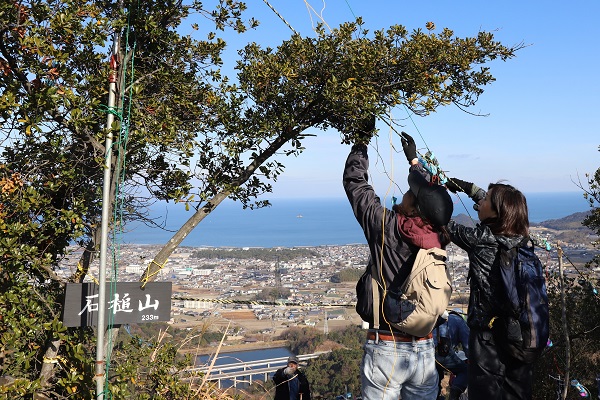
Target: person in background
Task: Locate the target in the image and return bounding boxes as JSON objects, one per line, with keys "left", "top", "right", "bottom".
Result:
{"left": 433, "top": 310, "right": 470, "bottom": 400}
{"left": 344, "top": 119, "right": 454, "bottom": 400}
{"left": 445, "top": 178, "right": 533, "bottom": 400}
{"left": 273, "top": 355, "right": 311, "bottom": 400}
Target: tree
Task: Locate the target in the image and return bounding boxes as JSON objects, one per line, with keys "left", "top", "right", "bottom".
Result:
{"left": 1, "top": 0, "right": 255, "bottom": 398}
{"left": 241, "top": 325, "right": 365, "bottom": 399}
{"left": 142, "top": 20, "right": 523, "bottom": 283}
{"left": 532, "top": 159, "right": 600, "bottom": 399}
{"left": 278, "top": 326, "right": 325, "bottom": 355}
{"left": 581, "top": 155, "right": 600, "bottom": 258}
{"left": 303, "top": 326, "right": 364, "bottom": 398}
{"left": 254, "top": 287, "right": 291, "bottom": 302}
{"left": 305, "top": 348, "right": 363, "bottom": 399}
{"left": 1, "top": 1, "right": 523, "bottom": 398}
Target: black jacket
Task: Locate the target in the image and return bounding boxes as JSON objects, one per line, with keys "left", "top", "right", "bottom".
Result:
{"left": 447, "top": 219, "right": 525, "bottom": 329}
{"left": 273, "top": 367, "right": 311, "bottom": 400}
{"left": 343, "top": 144, "right": 425, "bottom": 330}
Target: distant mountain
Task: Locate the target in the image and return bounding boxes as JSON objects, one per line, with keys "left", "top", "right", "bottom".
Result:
{"left": 533, "top": 211, "right": 592, "bottom": 231}
{"left": 451, "top": 213, "right": 478, "bottom": 228}
{"left": 453, "top": 210, "right": 594, "bottom": 231}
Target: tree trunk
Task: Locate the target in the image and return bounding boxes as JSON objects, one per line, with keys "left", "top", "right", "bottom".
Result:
{"left": 38, "top": 237, "right": 101, "bottom": 389}
{"left": 140, "top": 126, "right": 300, "bottom": 285}
{"left": 36, "top": 339, "right": 60, "bottom": 400}
{"left": 140, "top": 191, "right": 230, "bottom": 285}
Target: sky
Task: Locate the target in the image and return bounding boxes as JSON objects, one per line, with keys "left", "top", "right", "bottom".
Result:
{"left": 193, "top": 0, "right": 600, "bottom": 199}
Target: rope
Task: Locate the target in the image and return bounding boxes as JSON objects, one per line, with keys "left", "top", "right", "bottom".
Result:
{"left": 302, "top": 0, "right": 332, "bottom": 32}
{"left": 402, "top": 104, "right": 432, "bottom": 154}
{"left": 140, "top": 259, "right": 168, "bottom": 289}
{"left": 43, "top": 355, "right": 68, "bottom": 365}
{"left": 171, "top": 295, "right": 354, "bottom": 308}
{"left": 343, "top": 0, "right": 356, "bottom": 19}
{"left": 528, "top": 235, "right": 600, "bottom": 299}
{"left": 370, "top": 110, "right": 405, "bottom": 395}
{"left": 123, "top": 324, "right": 154, "bottom": 347}
{"left": 395, "top": 107, "right": 597, "bottom": 297}
{"left": 261, "top": 0, "right": 298, "bottom": 35}
{"left": 98, "top": 104, "right": 123, "bottom": 119}
{"left": 76, "top": 262, "right": 99, "bottom": 285}
{"left": 557, "top": 245, "right": 600, "bottom": 298}
{"left": 101, "top": 2, "right": 139, "bottom": 396}
{"left": 435, "top": 358, "right": 454, "bottom": 375}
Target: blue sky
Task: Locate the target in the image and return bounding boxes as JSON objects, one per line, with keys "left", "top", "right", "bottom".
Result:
{"left": 196, "top": 1, "right": 600, "bottom": 199}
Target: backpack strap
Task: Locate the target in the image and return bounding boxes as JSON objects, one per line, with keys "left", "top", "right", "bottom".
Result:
{"left": 493, "top": 235, "right": 532, "bottom": 321}
{"left": 520, "top": 236, "right": 533, "bottom": 248}
{"left": 371, "top": 277, "right": 379, "bottom": 330}
{"left": 496, "top": 235, "right": 530, "bottom": 251}
{"left": 369, "top": 261, "right": 380, "bottom": 330}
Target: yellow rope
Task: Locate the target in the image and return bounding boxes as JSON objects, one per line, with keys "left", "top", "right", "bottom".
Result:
{"left": 76, "top": 262, "right": 99, "bottom": 285}
{"left": 140, "top": 259, "right": 168, "bottom": 289}
{"left": 372, "top": 109, "right": 400, "bottom": 395}
{"left": 170, "top": 296, "right": 354, "bottom": 307}
{"left": 43, "top": 355, "right": 67, "bottom": 364}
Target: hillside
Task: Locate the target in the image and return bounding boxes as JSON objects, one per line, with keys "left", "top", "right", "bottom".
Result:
{"left": 533, "top": 211, "right": 592, "bottom": 230}
{"left": 452, "top": 210, "right": 597, "bottom": 246}
{"left": 452, "top": 213, "right": 477, "bottom": 227}
{"left": 532, "top": 211, "right": 597, "bottom": 244}
{"left": 454, "top": 210, "right": 593, "bottom": 231}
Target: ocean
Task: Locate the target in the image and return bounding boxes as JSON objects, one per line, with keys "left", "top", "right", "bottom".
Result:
{"left": 121, "top": 192, "right": 591, "bottom": 248}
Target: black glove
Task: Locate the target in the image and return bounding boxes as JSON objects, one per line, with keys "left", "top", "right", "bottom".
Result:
{"left": 400, "top": 132, "right": 417, "bottom": 163}
{"left": 445, "top": 178, "right": 471, "bottom": 194}
{"left": 446, "top": 177, "right": 484, "bottom": 201}
{"left": 355, "top": 115, "right": 376, "bottom": 145}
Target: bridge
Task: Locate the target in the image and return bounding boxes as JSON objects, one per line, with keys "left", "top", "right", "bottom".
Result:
{"left": 188, "top": 351, "right": 330, "bottom": 389}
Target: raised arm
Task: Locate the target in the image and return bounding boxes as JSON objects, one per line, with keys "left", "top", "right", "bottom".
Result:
{"left": 446, "top": 177, "right": 486, "bottom": 204}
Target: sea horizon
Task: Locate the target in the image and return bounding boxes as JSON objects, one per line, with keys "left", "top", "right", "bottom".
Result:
{"left": 120, "top": 192, "right": 592, "bottom": 248}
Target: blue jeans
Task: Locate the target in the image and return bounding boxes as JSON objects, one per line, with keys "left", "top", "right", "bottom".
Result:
{"left": 361, "top": 337, "right": 438, "bottom": 400}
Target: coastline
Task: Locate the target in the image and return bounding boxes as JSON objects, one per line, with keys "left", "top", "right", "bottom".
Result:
{"left": 122, "top": 194, "right": 592, "bottom": 248}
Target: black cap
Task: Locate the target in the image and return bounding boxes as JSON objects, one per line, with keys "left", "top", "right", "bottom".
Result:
{"left": 287, "top": 355, "right": 299, "bottom": 364}
{"left": 408, "top": 170, "right": 453, "bottom": 226}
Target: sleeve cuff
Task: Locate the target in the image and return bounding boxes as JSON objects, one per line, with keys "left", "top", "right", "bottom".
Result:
{"left": 471, "top": 187, "right": 486, "bottom": 202}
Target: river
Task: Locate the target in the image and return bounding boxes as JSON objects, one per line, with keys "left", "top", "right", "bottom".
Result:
{"left": 195, "top": 346, "right": 295, "bottom": 389}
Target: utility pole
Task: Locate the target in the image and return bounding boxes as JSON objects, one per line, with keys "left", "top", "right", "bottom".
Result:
{"left": 275, "top": 256, "right": 282, "bottom": 289}
{"left": 96, "top": 8, "right": 122, "bottom": 398}
{"left": 271, "top": 256, "right": 282, "bottom": 332}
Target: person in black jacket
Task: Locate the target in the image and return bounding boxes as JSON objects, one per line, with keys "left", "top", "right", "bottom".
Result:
{"left": 445, "top": 178, "right": 532, "bottom": 400}
{"left": 344, "top": 120, "right": 453, "bottom": 400}
{"left": 272, "top": 355, "right": 311, "bottom": 400}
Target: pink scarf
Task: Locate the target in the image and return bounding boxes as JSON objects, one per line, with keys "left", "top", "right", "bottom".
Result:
{"left": 396, "top": 213, "right": 443, "bottom": 249}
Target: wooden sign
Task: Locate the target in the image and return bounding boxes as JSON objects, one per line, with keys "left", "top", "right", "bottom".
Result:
{"left": 62, "top": 282, "right": 172, "bottom": 327}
